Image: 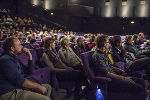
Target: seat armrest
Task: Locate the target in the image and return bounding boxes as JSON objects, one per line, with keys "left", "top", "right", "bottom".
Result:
{"left": 94, "top": 77, "right": 111, "bottom": 82}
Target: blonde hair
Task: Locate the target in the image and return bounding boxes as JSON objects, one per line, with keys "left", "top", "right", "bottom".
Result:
{"left": 60, "top": 38, "right": 69, "bottom": 47}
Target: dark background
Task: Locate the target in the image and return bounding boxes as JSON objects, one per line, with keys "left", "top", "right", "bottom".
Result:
{"left": 0, "top": 0, "right": 150, "bottom": 36}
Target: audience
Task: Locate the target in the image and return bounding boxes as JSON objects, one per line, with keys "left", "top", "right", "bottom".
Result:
{"left": 0, "top": 13, "right": 150, "bottom": 100}
{"left": 111, "top": 35, "right": 150, "bottom": 82}
{"left": 92, "top": 35, "right": 148, "bottom": 99}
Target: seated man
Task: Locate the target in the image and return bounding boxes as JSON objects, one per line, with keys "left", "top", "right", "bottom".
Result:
{"left": 92, "top": 35, "right": 148, "bottom": 98}
{"left": 110, "top": 35, "right": 150, "bottom": 82}
{"left": 0, "top": 37, "right": 51, "bottom": 100}
{"left": 74, "top": 37, "right": 86, "bottom": 58}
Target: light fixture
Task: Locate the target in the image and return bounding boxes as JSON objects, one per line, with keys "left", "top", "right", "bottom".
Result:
{"left": 50, "top": 13, "right": 54, "bottom": 16}
{"left": 140, "top": 0, "right": 146, "bottom": 5}
{"left": 131, "top": 21, "right": 135, "bottom": 24}
{"left": 105, "top": 0, "right": 110, "bottom": 6}
{"left": 122, "top": 0, "right": 127, "bottom": 6}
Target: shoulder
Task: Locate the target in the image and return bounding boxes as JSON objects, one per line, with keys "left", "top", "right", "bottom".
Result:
{"left": 0, "top": 54, "right": 12, "bottom": 62}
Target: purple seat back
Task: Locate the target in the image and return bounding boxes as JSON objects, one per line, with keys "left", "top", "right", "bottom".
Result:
{"left": 81, "top": 51, "right": 111, "bottom": 82}
{"left": 31, "top": 68, "right": 51, "bottom": 84}
{"left": 0, "top": 48, "right": 3, "bottom": 54}
{"left": 0, "top": 41, "right": 3, "bottom": 47}
{"left": 55, "top": 46, "right": 61, "bottom": 52}
{"left": 17, "top": 49, "right": 38, "bottom": 65}
{"left": 81, "top": 51, "right": 95, "bottom": 79}
{"left": 36, "top": 48, "right": 44, "bottom": 60}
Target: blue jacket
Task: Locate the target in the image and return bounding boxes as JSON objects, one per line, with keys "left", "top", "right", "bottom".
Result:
{"left": 0, "top": 52, "right": 34, "bottom": 95}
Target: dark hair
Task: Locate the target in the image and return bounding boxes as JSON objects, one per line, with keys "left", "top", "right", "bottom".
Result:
{"left": 89, "top": 35, "right": 95, "bottom": 43}
{"left": 125, "top": 35, "right": 132, "bottom": 44}
{"left": 30, "top": 39, "right": 36, "bottom": 44}
{"left": 3, "top": 37, "right": 17, "bottom": 52}
{"left": 69, "top": 36, "right": 76, "bottom": 43}
{"left": 133, "top": 34, "right": 138, "bottom": 43}
{"left": 59, "top": 36, "right": 65, "bottom": 41}
{"left": 111, "top": 35, "right": 121, "bottom": 47}
{"left": 77, "top": 37, "right": 83, "bottom": 43}
{"left": 96, "top": 35, "right": 108, "bottom": 48}
{"left": 44, "top": 38, "right": 55, "bottom": 49}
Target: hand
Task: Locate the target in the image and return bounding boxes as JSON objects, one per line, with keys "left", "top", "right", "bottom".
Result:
{"left": 39, "top": 85, "right": 47, "bottom": 94}
{"left": 22, "top": 47, "right": 31, "bottom": 55}
{"left": 124, "top": 77, "right": 135, "bottom": 84}
{"left": 22, "top": 47, "right": 32, "bottom": 60}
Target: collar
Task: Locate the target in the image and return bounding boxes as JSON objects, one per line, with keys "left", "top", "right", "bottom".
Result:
{"left": 96, "top": 49, "right": 106, "bottom": 54}
{"left": 4, "top": 51, "right": 17, "bottom": 59}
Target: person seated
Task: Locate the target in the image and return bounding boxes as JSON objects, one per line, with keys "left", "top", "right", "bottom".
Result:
{"left": 69, "top": 36, "right": 76, "bottom": 44}
{"left": 138, "top": 32, "right": 149, "bottom": 45}
{"left": 0, "top": 37, "right": 52, "bottom": 100}
{"left": 133, "top": 34, "right": 149, "bottom": 51}
{"left": 92, "top": 35, "right": 148, "bottom": 98}
{"left": 86, "top": 35, "right": 96, "bottom": 51}
{"left": 124, "top": 35, "right": 150, "bottom": 58}
{"left": 58, "top": 38, "right": 82, "bottom": 70}
{"left": 29, "top": 39, "right": 40, "bottom": 49}
{"left": 110, "top": 35, "right": 150, "bottom": 82}
{"left": 42, "top": 38, "right": 87, "bottom": 100}
{"left": 42, "top": 38, "right": 75, "bottom": 73}
{"left": 74, "top": 37, "right": 86, "bottom": 58}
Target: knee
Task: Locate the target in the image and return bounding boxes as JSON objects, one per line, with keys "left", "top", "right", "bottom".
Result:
{"left": 43, "top": 96, "right": 51, "bottom": 100}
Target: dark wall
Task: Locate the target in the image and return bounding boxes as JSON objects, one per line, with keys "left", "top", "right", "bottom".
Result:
{"left": 81, "top": 17, "right": 150, "bottom": 35}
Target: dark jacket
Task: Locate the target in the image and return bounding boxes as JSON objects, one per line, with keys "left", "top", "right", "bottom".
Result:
{"left": 0, "top": 52, "right": 34, "bottom": 95}
{"left": 92, "top": 50, "right": 115, "bottom": 77}
{"left": 111, "top": 47, "right": 126, "bottom": 62}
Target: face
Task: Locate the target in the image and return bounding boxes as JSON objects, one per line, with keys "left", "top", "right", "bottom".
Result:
{"left": 78, "top": 38, "right": 84, "bottom": 46}
{"left": 50, "top": 41, "right": 55, "bottom": 50}
{"left": 128, "top": 37, "right": 134, "bottom": 44}
{"left": 117, "top": 40, "right": 122, "bottom": 47}
{"left": 65, "top": 41, "right": 70, "bottom": 50}
{"left": 11, "top": 39, "right": 23, "bottom": 55}
{"left": 104, "top": 38, "right": 110, "bottom": 49}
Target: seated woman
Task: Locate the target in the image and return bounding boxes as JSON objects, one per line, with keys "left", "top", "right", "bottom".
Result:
{"left": 86, "top": 35, "right": 96, "bottom": 51}
{"left": 42, "top": 38, "right": 85, "bottom": 99}
{"left": 58, "top": 38, "right": 82, "bottom": 70}
{"left": 42, "top": 38, "right": 74, "bottom": 73}
{"left": 111, "top": 35, "right": 150, "bottom": 82}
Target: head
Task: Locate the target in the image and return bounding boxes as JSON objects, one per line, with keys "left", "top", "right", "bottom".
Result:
{"left": 111, "top": 35, "right": 122, "bottom": 47}
{"left": 139, "top": 32, "right": 144, "bottom": 38}
{"left": 125, "top": 35, "right": 133, "bottom": 44}
{"left": 59, "top": 36, "right": 65, "bottom": 42}
{"left": 3, "top": 37, "right": 23, "bottom": 55}
{"left": 133, "top": 34, "right": 139, "bottom": 44}
{"left": 30, "top": 39, "right": 37, "bottom": 45}
{"left": 77, "top": 37, "right": 84, "bottom": 47}
{"left": 96, "top": 35, "right": 110, "bottom": 51}
{"left": 44, "top": 38, "right": 55, "bottom": 50}
{"left": 69, "top": 36, "right": 76, "bottom": 44}
{"left": 60, "top": 38, "right": 70, "bottom": 49}
{"left": 89, "top": 35, "right": 95, "bottom": 43}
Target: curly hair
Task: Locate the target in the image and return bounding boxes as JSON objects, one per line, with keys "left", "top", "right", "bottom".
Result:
{"left": 96, "top": 35, "right": 108, "bottom": 48}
